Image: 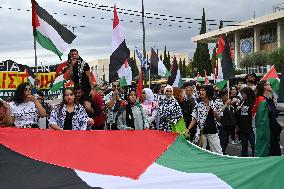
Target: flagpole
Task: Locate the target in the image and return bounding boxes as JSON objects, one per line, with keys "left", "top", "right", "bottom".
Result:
{"left": 148, "top": 66, "right": 151, "bottom": 88}
{"left": 227, "top": 79, "right": 230, "bottom": 110}
{"left": 33, "top": 32, "right": 38, "bottom": 85}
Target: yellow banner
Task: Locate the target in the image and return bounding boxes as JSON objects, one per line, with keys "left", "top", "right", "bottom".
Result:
{"left": 0, "top": 72, "right": 56, "bottom": 90}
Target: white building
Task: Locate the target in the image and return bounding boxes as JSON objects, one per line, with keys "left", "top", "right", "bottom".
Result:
{"left": 192, "top": 10, "right": 284, "bottom": 68}
{"left": 89, "top": 59, "right": 109, "bottom": 82}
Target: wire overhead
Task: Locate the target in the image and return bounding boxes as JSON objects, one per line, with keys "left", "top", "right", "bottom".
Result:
{"left": 0, "top": 0, "right": 239, "bottom": 31}
{"left": 57, "top": 0, "right": 237, "bottom": 28}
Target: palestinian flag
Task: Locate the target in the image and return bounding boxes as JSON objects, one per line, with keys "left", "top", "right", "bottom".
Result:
{"left": 117, "top": 59, "right": 132, "bottom": 87}
{"left": 216, "top": 35, "right": 225, "bottom": 81}
{"left": 0, "top": 128, "right": 283, "bottom": 189}
{"left": 167, "top": 57, "right": 182, "bottom": 87}
{"left": 109, "top": 5, "right": 130, "bottom": 83}
{"left": 278, "top": 63, "right": 284, "bottom": 111}
{"left": 50, "top": 71, "right": 68, "bottom": 92}
{"left": 55, "top": 61, "right": 69, "bottom": 77}
{"left": 15, "top": 63, "right": 35, "bottom": 86}
{"left": 260, "top": 65, "right": 280, "bottom": 92}
{"left": 31, "top": 0, "right": 76, "bottom": 60}
{"left": 215, "top": 35, "right": 234, "bottom": 87}
{"left": 25, "top": 68, "right": 35, "bottom": 86}
{"left": 150, "top": 48, "right": 168, "bottom": 77}
{"left": 252, "top": 96, "right": 270, "bottom": 157}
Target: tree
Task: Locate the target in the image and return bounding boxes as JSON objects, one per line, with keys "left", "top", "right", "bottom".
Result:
{"left": 219, "top": 20, "right": 223, "bottom": 29}
{"left": 128, "top": 50, "right": 139, "bottom": 80}
{"left": 163, "top": 46, "right": 171, "bottom": 71}
{"left": 211, "top": 47, "right": 216, "bottom": 74}
{"left": 240, "top": 51, "right": 269, "bottom": 68}
{"left": 268, "top": 48, "right": 284, "bottom": 71}
{"left": 192, "top": 8, "right": 211, "bottom": 76}
{"left": 179, "top": 58, "right": 183, "bottom": 77}
{"left": 182, "top": 58, "right": 187, "bottom": 77}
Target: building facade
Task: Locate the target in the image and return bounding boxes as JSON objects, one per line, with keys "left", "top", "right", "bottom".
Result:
{"left": 192, "top": 10, "right": 284, "bottom": 68}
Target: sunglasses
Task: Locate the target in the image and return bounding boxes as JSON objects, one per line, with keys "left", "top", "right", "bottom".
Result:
{"left": 265, "top": 83, "right": 271, "bottom": 86}
{"left": 24, "top": 87, "right": 31, "bottom": 91}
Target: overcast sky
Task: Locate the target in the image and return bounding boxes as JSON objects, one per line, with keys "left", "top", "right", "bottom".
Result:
{"left": 0, "top": 0, "right": 283, "bottom": 66}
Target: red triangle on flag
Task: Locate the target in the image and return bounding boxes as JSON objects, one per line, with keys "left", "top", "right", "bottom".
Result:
{"left": 261, "top": 65, "right": 279, "bottom": 81}
{"left": 0, "top": 127, "right": 176, "bottom": 179}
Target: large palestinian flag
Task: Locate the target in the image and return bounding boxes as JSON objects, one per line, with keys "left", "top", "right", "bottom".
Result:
{"left": 31, "top": 0, "right": 76, "bottom": 59}
{"left": 109, "top": 5, "right": 130, "bottom": 83}
{"left": 1, "top": 128, "right": 283, "bottom": 189}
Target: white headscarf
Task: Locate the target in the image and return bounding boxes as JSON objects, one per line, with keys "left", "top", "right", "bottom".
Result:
{"left": 164, "top": 85, "right": 174, "bottom": 98}
{"left": 143, "top": 88, "right": 154, "bottom": 104}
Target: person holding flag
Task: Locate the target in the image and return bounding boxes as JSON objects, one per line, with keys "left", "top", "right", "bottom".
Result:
{"left": 253, "top": 80, "right": 282, "bottom": 157}
{"left": 67, "top": 49, "right": 95, "bottom": 97}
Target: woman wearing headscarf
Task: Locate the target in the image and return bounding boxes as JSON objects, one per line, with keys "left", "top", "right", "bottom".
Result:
{"left": 141, "top": 88, "right": 158, "bottom": 129}
{"left": 253, "top": 80, "right": 282, "bottom": 157}
{"left": 116, "top": 88, "right": 149, "bottom": 130}
{"left": 157, "top": 85, "right": 183, "bottom": 132}
{"left": 49, "top": 88, "right": 90, "bottom": 130}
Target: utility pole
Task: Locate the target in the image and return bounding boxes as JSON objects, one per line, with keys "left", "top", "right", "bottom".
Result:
{"left": 142, "top": 0, "right": 146, "bottom": 59}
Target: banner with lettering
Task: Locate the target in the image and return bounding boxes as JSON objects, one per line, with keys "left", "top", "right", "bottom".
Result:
{"left": 0, "top": 60, "right": 62, "bottom": 98}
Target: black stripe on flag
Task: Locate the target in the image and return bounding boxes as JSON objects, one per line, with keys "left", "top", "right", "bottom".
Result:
{"left": 0, "top": 145, "right": 102, "bottom": 189}
{"left": 109, "top": 40, "right": 130, "bottom": 82}
{"left": 167, "top": 57, "right": 178, "bottom": 86}
{"left": 150, "top": 47, "right": 159, "bottom": 75}
{"left": 221, "top": 37, "right": 235, "bottom": 80}
{"left": 34, "top": 1, "right": 76, "bottom": 44}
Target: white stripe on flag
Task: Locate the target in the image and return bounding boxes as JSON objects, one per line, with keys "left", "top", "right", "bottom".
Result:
{"left": 112, "top": 25, "right": 124, "bottom": 53}
{"left": 76, "top": 163, "right": 232, "bottom": 189}
{"left": 217, "top": 58, "right": 223, "bottom": 81}
{"left": 172, "top": 69, "right": 181, "bottom": 87}
{"left": 37, "top": 17, "right": 69, "bottom": 54}
{"left": 158, "top": 60, "right": 167, "bottom": 77}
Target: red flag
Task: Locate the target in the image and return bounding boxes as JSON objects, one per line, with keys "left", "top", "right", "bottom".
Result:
{"left": 136, "top": 65, "right": 143, "bottom": 100}
{"left": 204, "top": 70, "right": 208, "bottom": 84}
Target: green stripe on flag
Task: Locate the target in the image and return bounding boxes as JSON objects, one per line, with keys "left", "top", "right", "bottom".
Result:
{"left": 215, "top": 80, "right": 228, "bottom": 89}
{"left": 119, "top": 77, "right": 127, "bottom": 87}
{"left": 268, "top": 78, "right": 280, "bottom": 92}
{"left": 157, "top": 135, "right": 284, "bottom": 189}
{"left": 35, "top": 30, "right": 63, "bottom": 60}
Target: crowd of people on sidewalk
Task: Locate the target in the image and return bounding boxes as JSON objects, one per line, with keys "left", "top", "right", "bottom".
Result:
{"left": 0, "top": 49, "right": 283, "bottom": 158}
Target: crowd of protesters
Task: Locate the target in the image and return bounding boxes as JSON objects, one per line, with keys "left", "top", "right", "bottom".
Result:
{"left": 0, "top": 49, "right": 283, "bottom": 158}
